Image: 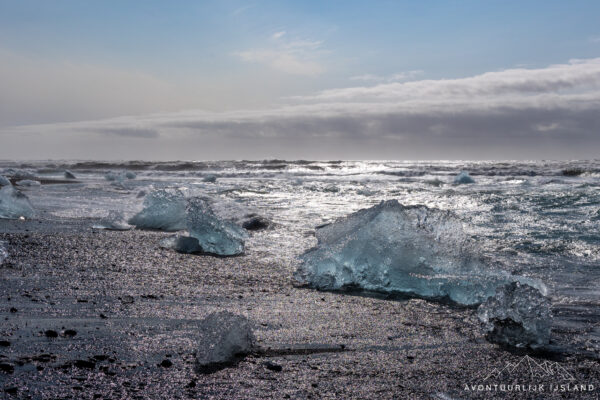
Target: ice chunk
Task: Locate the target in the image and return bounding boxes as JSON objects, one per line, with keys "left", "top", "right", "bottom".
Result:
{"left": 295, "top": 200, "right": 542, "bottom": 306}
{"left": 136, "top": 190, "right": 146, "bottom": 198}
{"left": 160, "top": 235, "right": 202, "bottom": 254}
{"left": 64, "top": 170, "right": 76, "bottom": 179}
{"left": 186, "top": 198, "right": 246, "bottom": 256}
{"left": 16, "top": 179, "right": 40, "bottom": 187}
{"left": 92, "top": 211, "right": 132, "bottom": 231}
{"left": 0, "top": 175, "right": 10, "bottom": 187}
{"left": 0, "top": 186, "right": 35, "bottom": 219}
{"left": 323, "top": 185, "right": 340, "bottom": 193}
{"left": 203, "top": 174, "right": 217, "bottom": 183}
{"left": 104, "top": 171, "right": 120, "bottom": 181}
{"left": 128, "top": 189, "right": 187, "bottom": 231}
{"left": 454, "top": 171, "right": 475, "bottom": 184}
{"left": 125, "top": 171, "right": 136, "bottom": 180}
{"left": 478, "top": 282, "right": 552, "bottom": 348}
{"left": 0, "top": 241, "right": 8, "bottom": 265}
{"left": 196, "top": 312, "right": 256, "bottom": 373}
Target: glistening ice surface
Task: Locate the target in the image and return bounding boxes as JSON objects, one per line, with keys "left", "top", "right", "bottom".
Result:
{"left": 2, "top": 159, "right": 599, "bottom": 354}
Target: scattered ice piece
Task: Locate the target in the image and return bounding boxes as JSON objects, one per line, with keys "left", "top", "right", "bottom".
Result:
{"left": 295, "top": 200, "right": 543, "bottom": 306}
{"left": 323, "top": 185, "right": 340, "bottom": 193}
{"left": 128, "top": 189, "right": 187, "bottom": 231}
{"left": 425, "top": 178, "right": 444, "bottom": 187}
{"left": 3, "top": 169, "right": 36, "bottom": 180}
{"left": 136, "top": 190, "right": 147, "bottom": 198}
{"left": 0, "top": 175, "right": 11, "bottom": 187}
{"left": 92, "top": 211, "right": 132, "bottom": 231}
{"left": 64, "top": 170, "right": 76, "bottom": 179}
{"left": 196, "top": 312, "right": 256, "bottom": 373}
{"left": 160, "top": 235, "right": 202, "bottom": 254}
{"left": 16, "top": 180, "right": 40, "bottom": 187}
{"left": 203, "top": 174, "right": 217, "bottom": 183}
{"left": 104, "top": 171, "right": 119, "bottom": 181}
{"left": 0, "top": 241, "right": 8, "bottom": 264}
{"left": 356, "top": 188, "right": 374, "bottom": 196}
{"left": 478, "top": 282, "right": 552, "bottom": 348}
{"left": 454, "top": 171, "right": 475, "bottom": 184}
{"left": 0, "top": 186, "right": 35, "bottom": 219}
{"left": 125, "top": 171, "right": 136, "bottom": 179}
{"left": 186, "top": 198, "right": 246, "bottom": 256}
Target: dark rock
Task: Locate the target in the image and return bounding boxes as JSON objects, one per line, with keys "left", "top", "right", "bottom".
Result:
{"left": 264, "top": 361, "right": 282, "bottom": 372}
{"left": 0, "top": 340, "right": 10, "bottom": 347}
{"left": 63, "top": 329, "right": 77, "bottom": 337}
{"left": 9, "top": 307, "right": 17, "bottom": 313}
{"left": 159, "top": 359, "right": 173, "bottom": 368}
{"left": 242, "top": 216, "right": 270, "bottom": 231}
{"left": 99, "top": 313, "right": 107, "bottom": 319}
{"left": 74, "top": 359, "right": 96, "bottom": 369}
{"left": 4, "top": 387, "right": 17, "bottom": 395}
{"left": 44, "top": 330, "right": 58, "bottom": 338}
{"left": 0, "top": 362, "right": 15, "bottom": 374}
{"left": 186, "top": 380, "right": 197, "bottom": 388}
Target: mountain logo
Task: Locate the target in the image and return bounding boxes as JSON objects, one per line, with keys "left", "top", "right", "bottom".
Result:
{"left": 482, "top": 355, "right": 575, "bottom": 382}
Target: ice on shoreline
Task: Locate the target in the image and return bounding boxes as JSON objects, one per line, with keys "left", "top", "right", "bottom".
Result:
{"left": 295, "top": 200, "right": 543, "bottom": 306}
{"left": 0, "top": 186, "right": 35, "bottom": 219}
{"left": 203, "top": 174, "right": 217, "bottom": 183}
{"left": 196, "top": 312, "right": 256, "bottom": 373}
{"left": 0, "top": 175, "right": 10, "bottom": 187}
{"left": 92, "top": 211, "right": 132, "bottom": 231}
{"left": 128, "top": 189, "right": 187, "bottom": 231}
{"left": 185, "top": 198, "right": 246, "bottom": 256}
{"left": 454, "top": 171, "right": 475, "bottom": 184}
{"left": 64, "top": 170, "right": 76, "bottom": 179}
{"left": 478, "top": 282, "right": 552, "bottom": 348}
{"left": 0, "top": 241, "right": 8, "bottom": 264}
{"left": 16, "top": 179, "right": 40, "bottom": 187}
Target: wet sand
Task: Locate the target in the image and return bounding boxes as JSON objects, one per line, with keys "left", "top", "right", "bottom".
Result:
{"left": 0, "top": 218, "right": 598, "bottom": 399}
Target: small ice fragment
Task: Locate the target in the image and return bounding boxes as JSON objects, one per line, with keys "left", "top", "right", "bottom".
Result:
{"left": 128, "top": 189, "right": 187, "bottom": 231}
{"left": 203, "top": 174, "right": 217, "bottom": 183}
{"left": 0, "top": 175, "right": 11, "bottom": 187}
{"left": 196, "top": 312, "right": 256, "bottom": 374}
{"left": 477, "top": 282, "right": 552, "bottom": 348}
{"left": 0, "top": 186, "right": 35, "bottom": 219}
{"left": 0, "top": 241, "right": 8, "bottom": 264}
{"left": 323, "top": 185, "right": 340, "bottom": 193}
{"left": 125, "top": 171, "right": 136, "bottom": 180}
{"left": 453, "top": 171, "right": 475, "bottom": 184}
{"left": 136, "top": 190, "right": 146, "bottom": 198}
{"left": 160, "top": 235, "right": 202, "bottom": 254}
{"left": 92, "top": 211, "right": 132, "bottom": 231}
{"left": 16, "top": 180, "right": 40, "bottom": 187}
{"left": 186, "top": 198, "right": 246, "bottom": 256}
{"left": 104, "top": 171, "right": 119, "bottom": 181}
{"left": 64, "top": 170, "right": 76, "bottom": 179}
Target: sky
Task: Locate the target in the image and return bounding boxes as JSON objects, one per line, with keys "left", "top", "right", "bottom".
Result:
{"left": 1, "top": 0, "right": 600, "bottom": 160}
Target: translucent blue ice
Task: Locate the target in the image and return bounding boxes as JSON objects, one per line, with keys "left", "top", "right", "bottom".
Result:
{"left": 295, "top": 200, "right": 543, "bottom": 306}
{"left": 128, "top": 189, "right": 187, "bottom": 231}
{"left": 478, "top": 282, "right": 552, "bottom": 348}
{"left": 0, "top": 175, "right": 11, "bottom": 187}
{"left": 185, "top": 197, "right": 246, "bottom": 256}
{"left": 454, "top": 171, "right": 475, "bottom": 184}
{"left": 0, "top": 186, "right": 35, "bottom": 219}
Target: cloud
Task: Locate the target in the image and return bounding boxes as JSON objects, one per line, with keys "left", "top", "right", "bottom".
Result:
{"left": 350, "top": 70, "right": 423, "bottom": 83}
{"left": 92, "top": 127, "right": 159, "bottom": 138}
{"left": 234, "top": 33, "right": 326, "bottom": 76}
{"left": 2, "top": 58, "right": 600, "bottom": 159}
{"left": 271, "top": 31, "right": 286, "bottom": 40}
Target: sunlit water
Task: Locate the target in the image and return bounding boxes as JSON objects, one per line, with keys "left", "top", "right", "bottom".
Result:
{"left": 3, "top": 160, "right": 599, "bottom": 354}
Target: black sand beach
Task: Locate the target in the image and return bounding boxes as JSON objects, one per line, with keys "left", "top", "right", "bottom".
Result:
{"left": 1, "top": 218, "right": 598, "bottom": 399}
